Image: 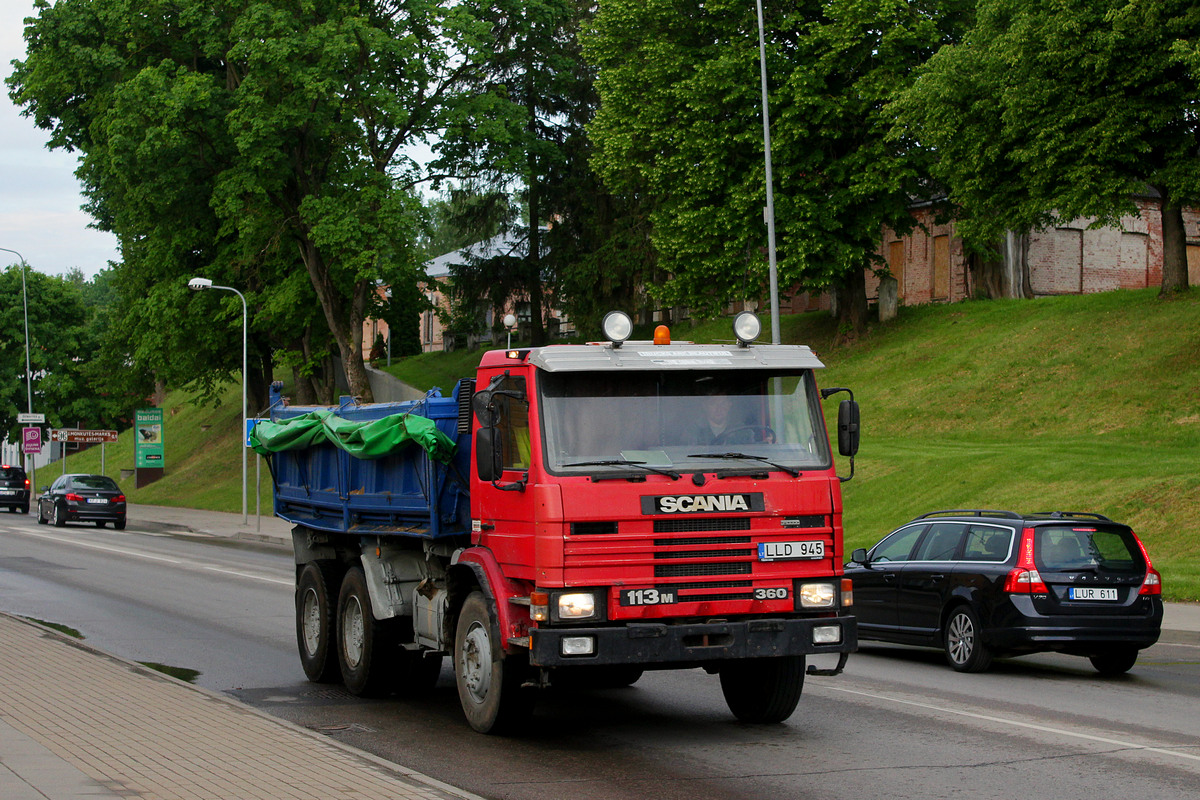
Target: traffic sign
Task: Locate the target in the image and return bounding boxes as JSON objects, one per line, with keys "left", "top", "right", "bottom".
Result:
{"left": 50, "top": 429, "right": 119, "bottom": 444}
{"left": 246, "top": 418, "right": 267, "bottom": 447}
{"left": 22, "top": 427, "right": 41, "bottom": 454}
{"left": 17, "top": 413, "right": 45, "bottom": 424}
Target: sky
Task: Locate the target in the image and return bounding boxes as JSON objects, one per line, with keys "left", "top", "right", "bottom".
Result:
{"left": 1, "top": 0, "right": 120, "bottom": 279}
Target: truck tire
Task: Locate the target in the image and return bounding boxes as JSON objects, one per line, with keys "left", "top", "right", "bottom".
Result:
{"left": 718, "top": 656, "right": 806, "bottom": 723}
{"left": 337, "top": 566, "right": 397, "bottom": 696}
{"left": 454, "top": 591, "right": 534, "bottom": 734}
{"left": 296, "top": 561, "right": 340, "bottom": 683}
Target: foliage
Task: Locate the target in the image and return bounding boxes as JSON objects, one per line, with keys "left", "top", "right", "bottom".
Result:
{"left": 8, "top": 0, "right": 502, "bottom": 405}
{"left": 585, "top": 0, "right": 970, "bottom": 328}
{"left": 891, "top": 0, "right": 1200, "bottom": 291}
{"left": 0, "top": 267, "right": 139, "bottom": 440}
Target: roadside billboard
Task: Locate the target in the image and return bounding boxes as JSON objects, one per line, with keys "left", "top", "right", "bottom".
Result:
{"left": 134, "top": 408, "right": 165, "bottom": 468}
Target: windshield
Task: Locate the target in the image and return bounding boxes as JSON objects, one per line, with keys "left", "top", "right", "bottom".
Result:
{"left": 539, "top": 369, "right": 831, "bottom": 475}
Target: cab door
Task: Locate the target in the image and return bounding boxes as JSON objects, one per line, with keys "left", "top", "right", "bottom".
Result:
{"left": 471, "top": 370, "right": 538, "bottom": 579}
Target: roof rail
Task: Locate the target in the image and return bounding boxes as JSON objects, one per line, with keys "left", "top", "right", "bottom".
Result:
{"left": 1029, "top": 511, "right": 1114, "bottom": 522}
{"left": 913, "top": 509, "right": 1023, "bottom": 520}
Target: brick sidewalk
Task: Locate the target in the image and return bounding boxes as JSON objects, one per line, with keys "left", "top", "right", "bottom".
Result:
{"left": 0, "top": 613, "right": 482, "bottom": 800}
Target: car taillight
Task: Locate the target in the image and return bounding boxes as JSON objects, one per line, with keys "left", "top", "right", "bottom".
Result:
{"left": 115, "top": 494, "right": 126, "bottom": 502}
{"left": 24, "top": 479, "right": 30, "bottom": 489}
{"left": 65, "top": 493, "right": 84, "bottom": 502}
{"left": 1132, "top": 533, "right": 1162, "bottom": 596}
{"left": 1004, "top": 526, "right": 1048, "bottom": 594}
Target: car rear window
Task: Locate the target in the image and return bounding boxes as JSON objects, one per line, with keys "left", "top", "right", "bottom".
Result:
{"left": 1, "top": 467, "right": 25, "bottom": 480}
{"left": 69, "top": 475, "right": 120, "bottom": 491}
{"left": 1035, "top": 525, "right": 1146, "bottom": 575}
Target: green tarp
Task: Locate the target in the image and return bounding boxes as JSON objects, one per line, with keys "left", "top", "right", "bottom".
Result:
{"left": 248, "top": 409, "right": 457, "bottom": 463}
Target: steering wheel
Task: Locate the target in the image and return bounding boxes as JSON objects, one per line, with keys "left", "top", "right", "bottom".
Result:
{"left": 713, "top": 425, "right": 776, "bottom": 445}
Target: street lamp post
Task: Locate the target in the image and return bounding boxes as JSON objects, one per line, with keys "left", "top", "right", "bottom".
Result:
{"left": 755, "top": 0, "right": 781, "bottom": 345}
{"left": 1, "top": 247, "right": 35, "bottom": 490}
{"left": 0, "top": 248, "right": 33, "bottom": 413}
{"left": 189, "top": 277, "right": 248, "bottom": 524}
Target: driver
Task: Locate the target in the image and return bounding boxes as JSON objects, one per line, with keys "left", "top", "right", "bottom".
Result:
{"left": 699, "top": 392, "right": 736, "bottom": 443}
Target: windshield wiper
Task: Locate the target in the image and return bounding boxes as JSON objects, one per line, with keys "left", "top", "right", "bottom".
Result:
{"left": 563, "top": 459, "right": 682, "bottom": 480}
{"left": 687, "top": 452, "right": 800, "bottom": 478}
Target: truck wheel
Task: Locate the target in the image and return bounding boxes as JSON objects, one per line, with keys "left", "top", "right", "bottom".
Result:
{"left": 454, "top": 591, "right": 534, "bottom": 734}
{"left": 296, "top": 561, "right": 340, "bottom": 683}
{"left": 337, "top": 566, "right": 397, "bottom": 696}
{"left": 719, "top": 656, "right": 806, "bottom": 723}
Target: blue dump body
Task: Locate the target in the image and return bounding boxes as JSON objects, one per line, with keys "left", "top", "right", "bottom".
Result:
{"left": 265, "top": 382, "right": 473, "bottom": 539}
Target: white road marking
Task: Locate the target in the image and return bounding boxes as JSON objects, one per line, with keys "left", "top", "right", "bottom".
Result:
{"left": 203, "top": 565, "right": 292, "bottom": 586}
{"left": 1, "top": 527, "right": 291, "bottom": 586}
{"left": 4, "top": 528, "right": 182, "bottom": 564}
{"left": 823, "top": 684, "right": 1200, "bottom": 764}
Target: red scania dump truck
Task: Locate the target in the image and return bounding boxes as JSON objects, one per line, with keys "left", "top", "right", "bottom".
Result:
{"left": 253, "top": 311, "right": 860, "bottom": 733}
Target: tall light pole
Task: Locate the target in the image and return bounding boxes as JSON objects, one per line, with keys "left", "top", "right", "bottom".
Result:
{"left": 189, "top": 277, "right": 248, "bottom": 523}
{"left": 1, "top": 247, "right": 35, "bottom": 492}
{"left": 0, "top": 247, "right": 33, "bottom": 412}
{"left": 755, "top": 0, "right": 781, "bottom": 345}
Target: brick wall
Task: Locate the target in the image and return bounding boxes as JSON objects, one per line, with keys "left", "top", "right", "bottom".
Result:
{"left": 872, "top": 199, "right": 1199, "bottom": 307}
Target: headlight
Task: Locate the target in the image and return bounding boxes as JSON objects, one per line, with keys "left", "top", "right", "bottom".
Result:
{"left": 557, "top": 592, "right": 597, "bottom": 619}
{"left": 799, "top": 582, "right": 836, "bottom": 608}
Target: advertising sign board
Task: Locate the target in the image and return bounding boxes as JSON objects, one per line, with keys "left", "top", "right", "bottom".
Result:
{"left": 135, "top": 408, "right": 165, "bottom": 468}
{"left": 22, "top": 427, "right": 41, "bottom": 455}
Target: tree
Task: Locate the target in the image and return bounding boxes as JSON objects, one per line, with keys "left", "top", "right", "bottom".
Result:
{"left": 437, "top": 0, "right": 599, "bottom": 346}
{"left": 892, "top": 0, "right": 1200, "bottom": 294}
{"left": 9, "top": 0, "right": 500, "bottom": 404}
{"left": 0, "top": 266, "right": 124, "bottom": 441}
{"left": 586, "top": 0, "right": 970, "bottom": 334}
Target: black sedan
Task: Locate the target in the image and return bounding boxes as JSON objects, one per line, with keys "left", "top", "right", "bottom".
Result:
{"left": 845, "top": 509, "right": 1162, "bottom": 674}
{"left": 37, "top": 473, "right": 127, "bottom": 529}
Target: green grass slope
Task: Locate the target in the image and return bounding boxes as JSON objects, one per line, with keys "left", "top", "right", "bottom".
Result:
{"left": 52, "top": 288, "right": 1198, "bottom": 600}
{"left": 388, "top": 289, "right": 1200, "bottom": 600}
{"left": 47, "top": 384, "right": 273, "bottom": 515}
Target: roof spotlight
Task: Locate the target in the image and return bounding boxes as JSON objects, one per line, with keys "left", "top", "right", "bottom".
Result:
{"left": 733, "top": 311, "right": 762, "bottom": 346}
{"left": 602, "top": 311, "right": 634, "bottom": 348}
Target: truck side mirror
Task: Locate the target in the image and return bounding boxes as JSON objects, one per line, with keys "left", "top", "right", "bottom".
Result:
{"left": 837, "top": 400, "right": 860, "bottom": 457}
{"left": 475, "top": 426, "right": 504, "bottom": 482}
{"left": 472, "top": 390, "right": 497, "bottom": 427}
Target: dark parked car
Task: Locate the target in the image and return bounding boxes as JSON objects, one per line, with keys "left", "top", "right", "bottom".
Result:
{"left": 1, "top": 464, "right": 30, "bottom": 514}
{"left": 845, "top": 510, "right": 1162, "bottom": 674}
{"left": 37, "top": 473, "right": 127, "bottom": 530}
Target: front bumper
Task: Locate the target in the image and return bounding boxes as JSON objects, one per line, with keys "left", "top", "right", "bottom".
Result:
{"left": 530, "top": 614, "right": 857, "bottom": 668}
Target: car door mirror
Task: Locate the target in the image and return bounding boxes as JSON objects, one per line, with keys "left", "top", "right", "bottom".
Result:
{"left": 851, "top": 547, "right": 869, "bottom": 565}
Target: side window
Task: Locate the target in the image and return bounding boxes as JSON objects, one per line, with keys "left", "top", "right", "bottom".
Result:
{"left": 912, "top": 522, "right": 966, "bottom": 561}
{"left": 50, "top": 477, "right": 67, "bottom": 492}
{"left": 494, "top": 377, "right": 530, "bottom": 470}
{"left": 871, "top": 525, "right": 925, "bottom": 563}
{"left": 962, "top": 526, "right": 1014, "bottom": 562}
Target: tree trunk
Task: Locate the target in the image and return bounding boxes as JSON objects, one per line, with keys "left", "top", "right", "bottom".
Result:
{"left": 297, "top": 237, "right": 375, "bottom": 403}
{"left": 834, "top": 267, "right": 869, "bottom": 343}
{"left": 1157, "top": 187, "right": 1190, "bottom": 294}
{"left": 967, "top": 233, "right": 1033, "bottom": 299}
